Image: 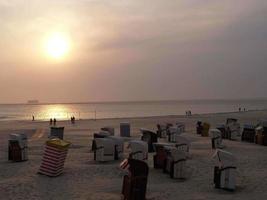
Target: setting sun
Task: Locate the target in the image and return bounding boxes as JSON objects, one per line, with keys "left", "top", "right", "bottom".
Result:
{"left": 44, "top": 32, "right": 70, "bottom": 59}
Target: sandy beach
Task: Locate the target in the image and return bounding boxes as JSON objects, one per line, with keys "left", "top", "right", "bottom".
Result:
{"left": 1, "top": 110, "right": 267, "bottom": 200}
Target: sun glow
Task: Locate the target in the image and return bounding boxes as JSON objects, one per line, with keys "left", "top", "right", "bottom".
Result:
{"left": 44, "top": 32, "right": 70, "bottom": 59}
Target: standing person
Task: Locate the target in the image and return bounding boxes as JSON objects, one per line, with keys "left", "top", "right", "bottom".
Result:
{"left": 50, "top": 118, "right": 53, "bottom": 126}
{"left": 53, "top": 118, "right": 57, "bottom": 126}
{"left": 73, "top": 116, "right": 75, "bottom": 124}
{"left": 32, "top": 115, "right": 35, "bottom": 121}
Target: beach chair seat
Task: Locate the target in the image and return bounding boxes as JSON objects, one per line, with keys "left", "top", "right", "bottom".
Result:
{"left": 128, "top": 140, "right": 148, "bottom": 161}
{"left": 212, "top": 150, "right": 237, "bottom": 191}
{"left": 120, "top": 158, "right": 149, "bottom": 200}
{"left": 8, "top": 133, "right": 28, "bottom": 162}
{"left": 140, "top": 128, "right": 158, "bottom": 152}
{"left": 210, "top": 129, "right": 224, "bottom": 149}
{"left": 92, "top": 138, "right": 115, "bottom": 162}
{"left": 107, "top": 136, "right": 124, "bottom": 160}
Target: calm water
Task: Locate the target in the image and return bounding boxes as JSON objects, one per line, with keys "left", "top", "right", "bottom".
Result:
{"left": 0, "top": 100, "right": 267, "bottom": 121}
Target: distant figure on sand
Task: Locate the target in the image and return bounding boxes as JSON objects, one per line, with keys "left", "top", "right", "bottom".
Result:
{"left": 70, "top": 116, "right": 75, "bottom": 124}
{"left": 185, "top": 110, "right": 192, "bottom": 116}
{"left": 53, "top": 118, "right": 57, "bottom": 126}
{"left": 50, "top": 118, "right": 53, "bottom": 126}
{"left": 32, "top": 115, "right": 35, "bottom": 121}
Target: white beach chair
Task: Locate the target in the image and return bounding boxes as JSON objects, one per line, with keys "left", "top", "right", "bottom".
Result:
{"left": 213, "top": 150, "right": 237, "bottom": 191}
{"left": 210, "top": 129, "right": 224, "bottom": 149}
{"left": 174, "top": 135, "right": 191, "bottom": 159}
{"left": 170, "top": 148, "right": 187, "bottom": 179}
{"left": 174, "top": 135, "right": 190, "bottom": 152}
{"left": 93, "top": 138, "right": 115, "bottom": 162}
{"left": 226, "top": 119, "right": 241, "bottom": 140}
{"left": 128, "top": 140, "right": 148, "bottom": 161}
{"left": 107, "top": 136, "right": 124, "bottom": 160}
{"left": 176, "top": 122, "right": 186, "bottom": 133}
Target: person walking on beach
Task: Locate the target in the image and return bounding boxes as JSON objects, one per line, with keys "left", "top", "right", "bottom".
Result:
{"left": 53, "top": 118, "right": 57, "bottom": 126}
{"left": 50, "top": 118, "right": 53, "bottom": 126}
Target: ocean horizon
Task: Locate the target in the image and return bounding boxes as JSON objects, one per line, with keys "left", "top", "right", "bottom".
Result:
{"left": 1, "top": 99, "right": 267, "bottom": 121}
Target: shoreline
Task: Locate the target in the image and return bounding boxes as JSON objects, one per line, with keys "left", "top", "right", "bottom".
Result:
{"left": 0, "top": 109, "right": 266, "bottom": 123}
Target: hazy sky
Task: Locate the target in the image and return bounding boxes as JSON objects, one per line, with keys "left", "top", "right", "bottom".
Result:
{"left": 0, "top": 0, "right": 267, "bottom": 103}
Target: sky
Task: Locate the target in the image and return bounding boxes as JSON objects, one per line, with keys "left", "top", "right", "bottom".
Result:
{"left": 0, "top": 0, "right": 267, "bottom": 103}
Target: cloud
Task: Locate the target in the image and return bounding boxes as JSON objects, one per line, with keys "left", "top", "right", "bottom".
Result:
{"left": 0, "top": 0, "right": 267, "bottom": 102}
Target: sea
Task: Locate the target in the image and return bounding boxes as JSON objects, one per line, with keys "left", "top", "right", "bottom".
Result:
{"left": 0, "top": 99, "right": 267, "bottom": 121}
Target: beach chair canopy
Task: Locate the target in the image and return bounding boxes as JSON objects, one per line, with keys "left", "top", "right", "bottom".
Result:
{"left": 94, "top": 131, "right": 111, "bottom": 138}
{"left": 226, "top": 118, "right": 238, "bottom": 124}
{"left": 9, "top": 133, "right": 27, "bottom": 148}
{"left": 101, "top": 126, "right": 115, "bottom": 135}
{"left": 140, "top": 129, "right": 158, "bottom": 143}
{"left": 140, "top": 128, "right": 157, "bottom": 137}
{"left": 158, "top": 123, "right": 172, "bottom": 130}
{"left": 213, "top": 150, "right": 236, "bottom": 167}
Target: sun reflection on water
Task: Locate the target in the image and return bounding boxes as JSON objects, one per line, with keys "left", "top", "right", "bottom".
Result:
{"left": 39, "top": 104, "right": 74, "bottom": 120}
